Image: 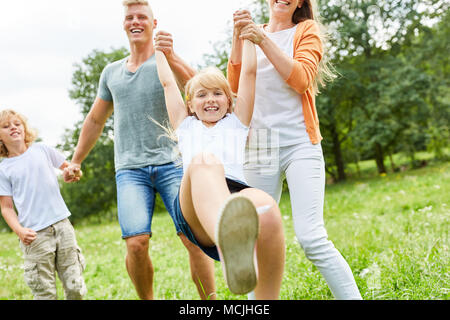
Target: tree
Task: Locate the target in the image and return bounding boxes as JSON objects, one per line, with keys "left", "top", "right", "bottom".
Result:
{"left": 58, "top": 48, "right": 128, "bottom": 222}
{"left": 319, "top": 0, "right": 445, "bottom": 174}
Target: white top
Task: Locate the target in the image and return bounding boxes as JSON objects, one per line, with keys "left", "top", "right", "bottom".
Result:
{"left": 0, "top": 143, "right": 71, "bottom": 231}
{"left": 176, "top": 113, "right": 249, "bottom": 183}
{"left": 250, "top": 25, "right": 309, "bottom": 148}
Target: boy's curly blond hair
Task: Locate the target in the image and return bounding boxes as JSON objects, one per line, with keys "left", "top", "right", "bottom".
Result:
{"left": 0, "top": 109, "right": 38, "bottom": 158}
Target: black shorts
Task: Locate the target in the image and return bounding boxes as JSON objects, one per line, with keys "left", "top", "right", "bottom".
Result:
{"left": 173, "top": 178, "right": 251, "bottom": 261}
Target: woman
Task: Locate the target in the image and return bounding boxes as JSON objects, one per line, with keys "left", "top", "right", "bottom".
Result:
{"left": 228, "top": 0, "right": 362, "bottom": 299}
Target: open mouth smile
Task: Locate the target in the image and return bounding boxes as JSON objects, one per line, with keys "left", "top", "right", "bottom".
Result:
{"left": 10, "top": 131, "right": 20, "bottom": 137}
{"left": 275, "top": 0, "right": 291, "bottom": 5}
{"left": 130, "top": 28, "right": 144, "bottom": 34}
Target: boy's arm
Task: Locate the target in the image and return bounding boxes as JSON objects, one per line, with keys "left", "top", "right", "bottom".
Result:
{"left": 155, "top": 50, "right": 188, "bottom": 130}
{"left": 0, "top": 196, "right": 36, "bottom": 245}
{"left": 233, "top": 39, "right": 257, "bottom": 127}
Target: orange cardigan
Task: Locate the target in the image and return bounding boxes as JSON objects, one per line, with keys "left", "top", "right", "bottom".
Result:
{"left": 227, "top": 19, "right": 323, "bottom": 144}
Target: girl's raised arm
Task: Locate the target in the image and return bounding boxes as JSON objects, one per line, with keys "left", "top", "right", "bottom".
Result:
{"left": 233, "top": 39, "right": 256, "bottom": 127}
{"left": 155, "top": 50, "right": 189, "bottom": 130}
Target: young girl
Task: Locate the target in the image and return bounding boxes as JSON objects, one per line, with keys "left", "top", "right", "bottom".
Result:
{"left": 0, "top": 109, "right": 86, "bottom": 300}
{"left": 229, "top": 1, "right": 362, "bottom": 299}
{"left": 154, "top": 38, "right": 285, "bottom": 299}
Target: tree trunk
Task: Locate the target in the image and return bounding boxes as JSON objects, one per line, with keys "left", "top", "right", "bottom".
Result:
{"left": 330, "top": 124, "right": 346, "bottom": 181}
{"left": 374, "top": 142, "right": 387, "bottom": 174}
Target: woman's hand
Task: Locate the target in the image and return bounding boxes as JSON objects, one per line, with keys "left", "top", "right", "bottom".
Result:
{"left": 233, "top": 9, "right": 253, "bottom": 37}
{"left": 239, "top": 23, "right": 266, "bottom": 45}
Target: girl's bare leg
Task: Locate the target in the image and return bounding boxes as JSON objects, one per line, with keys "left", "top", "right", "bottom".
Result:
{"left": 239, "top": 188, "right": 285, "bottom": 300}
{"left": 179, "top": 153, "right": 231, "bottom": 247}
{"left": 179, "top": 153, "right": 284, "bottom": 298}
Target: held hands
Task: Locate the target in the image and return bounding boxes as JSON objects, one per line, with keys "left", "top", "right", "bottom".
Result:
{"left": 18, "top": 227, "right": 37, "bottom": 246}
{"left": 63, "top": 163, "right": 83, "bottom": 183}
{"left": 154, "top": 30, "right": 175, "bottom": 58}
{"left": 233, "top": 10, "right": 265, "bottom": 45}
{"left": 233, "top": 9, "right": 253, "bottom": 35}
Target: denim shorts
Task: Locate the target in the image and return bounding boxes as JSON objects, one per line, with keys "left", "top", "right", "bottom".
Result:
{"left": 173, "top": 178, "right": 251, "bottom": 261}
{"left": 115, "top": 162, "right": 183, "bottom": 238}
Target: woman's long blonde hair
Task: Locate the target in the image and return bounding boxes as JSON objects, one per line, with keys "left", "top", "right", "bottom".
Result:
{"left": 291, "top": 0, "right": 337, "bottom": 94}
{"left": 0, "top": 109, "right": 38, "bottom": 158}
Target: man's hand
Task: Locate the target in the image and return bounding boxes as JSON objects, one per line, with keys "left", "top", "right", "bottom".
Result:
{"left": 63, "top": 163, "right": 83, "bottom": 183}
{"left": 155, "top": 30, "right": 175, "bottom": 59}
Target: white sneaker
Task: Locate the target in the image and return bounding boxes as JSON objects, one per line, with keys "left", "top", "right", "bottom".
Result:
{"left": 215, "top": 194, "right": 259, "bottom": 295}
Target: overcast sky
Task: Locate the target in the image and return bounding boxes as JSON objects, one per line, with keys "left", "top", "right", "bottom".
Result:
{"left": 0, "top": 0, "right": 251, "bottom": 148}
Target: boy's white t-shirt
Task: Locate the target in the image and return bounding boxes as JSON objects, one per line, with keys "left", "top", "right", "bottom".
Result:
{"left": 250, "top": 25, "right": 309, "bottom": 148}
{"left": 176, "top": 113, "right": 249, "bottom": 184}
{"left": 0, "top": 142, "right": 71, "bottom": 231}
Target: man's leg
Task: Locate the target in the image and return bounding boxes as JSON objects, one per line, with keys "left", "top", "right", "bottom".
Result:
{"left": 116, "top": 168, "right": 155, "bottom": 300}
{"left": 125, "top": 234, "right": 154, "bottom": 300}
{"left": 156, "top": 162, "right": 216, "bottom": 300}
{"left": 178, "top": 234, "right": 216, "bottom": 300}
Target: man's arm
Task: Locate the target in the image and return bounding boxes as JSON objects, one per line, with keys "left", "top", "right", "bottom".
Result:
{"left": 64, "top": 97, "right": 113, "bottom": 182}
{"left": 0, "top": 196, "right": 36, "bottom": 245}
{"left": 154, "top": 31, "right": 196, "bottom": 89}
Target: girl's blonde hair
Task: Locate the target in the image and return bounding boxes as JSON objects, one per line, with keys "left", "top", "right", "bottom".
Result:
{"left": 291, "top": 0, "right": 337, "bottom": 93}
{"left": 150, "top": 67, "right": 236, "bottom": 162}
{"left": 184, "top": 67, "right": 235, "bottom": 116}
{"left": 0, "top": 109, "right": 38, "bottom": 158}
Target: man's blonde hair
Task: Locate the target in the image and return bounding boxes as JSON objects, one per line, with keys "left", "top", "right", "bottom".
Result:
{"left": 122, "top": 0, "right": 154, "bottom": 18}
{"left": 0, "top": 109, "right": 38, "bottom": 158}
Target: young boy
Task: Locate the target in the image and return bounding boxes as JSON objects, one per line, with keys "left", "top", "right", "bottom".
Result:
{"left": 0, "top": 109, "right": 86, "bottom": 300}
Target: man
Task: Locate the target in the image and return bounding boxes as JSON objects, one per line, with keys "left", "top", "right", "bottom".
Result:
{"left": 64, "top": 0, "right": 215, "bottom": 300}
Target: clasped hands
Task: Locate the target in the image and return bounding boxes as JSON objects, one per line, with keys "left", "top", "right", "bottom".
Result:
{"left": 233, "top": 9, "right": 265, "bottom": 45}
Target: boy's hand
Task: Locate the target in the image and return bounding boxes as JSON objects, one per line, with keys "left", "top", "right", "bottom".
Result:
{"left": 63, "top": 163, "right": 83, "bottom": 183}
{"left": 18, "top": 227, "right": 37, "bottom": 245}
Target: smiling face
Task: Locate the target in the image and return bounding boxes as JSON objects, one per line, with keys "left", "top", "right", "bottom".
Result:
{"left": 189, "top": 86, "right": 231, "bottom": 126}
{"left": 268, "top": 0, "right": 304, "bottom": 18}
{"left": 185, "top": 68, "right": 233, "bottom": 127}
{"left": 123, "top": 4, "right": 156, "bottom": 45}
{"left": 0, "top": 116, "right": 26, "bottom": 148}
{"left": 0, "top": 110, "right": 37, "bottom": 157}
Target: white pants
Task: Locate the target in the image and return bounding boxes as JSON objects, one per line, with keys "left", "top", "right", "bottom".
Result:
{"left": 245, "top": 142, "right": 362, "bottom": 299}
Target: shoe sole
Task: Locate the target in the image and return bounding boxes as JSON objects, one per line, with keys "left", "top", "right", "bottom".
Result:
{"left": 216, "top": 194, "right": 259, "bottom": 295}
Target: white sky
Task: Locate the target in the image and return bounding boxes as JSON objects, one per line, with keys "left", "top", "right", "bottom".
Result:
{"left": 0, "top": 0, "right": 251, "bottom": 148}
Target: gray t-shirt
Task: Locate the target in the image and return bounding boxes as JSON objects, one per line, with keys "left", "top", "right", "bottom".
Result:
{"left": 98, "top": 54, "right": 177, "bottom": 171}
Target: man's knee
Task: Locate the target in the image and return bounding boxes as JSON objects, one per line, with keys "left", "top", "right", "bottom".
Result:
{"left": 126, "top": 235, "right": 150, "bottom": 257}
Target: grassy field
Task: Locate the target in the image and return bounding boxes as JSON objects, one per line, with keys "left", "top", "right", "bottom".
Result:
{"left": 0, "top": 160, "right": 448, "bottom": 300}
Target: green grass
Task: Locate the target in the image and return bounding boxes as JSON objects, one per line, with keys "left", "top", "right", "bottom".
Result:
{"left": 0, "top": 161, "right": 448, "bottom": 300}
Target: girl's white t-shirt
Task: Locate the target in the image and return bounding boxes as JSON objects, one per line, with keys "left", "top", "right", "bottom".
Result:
{"left": 249, "top": 24, "right": 309, "bottom": 148}
{"left": 0, "top": 143, "right": 71, "bottom": 231}
{"left": 176, "top": 113, "right": 249, "bottom": 184}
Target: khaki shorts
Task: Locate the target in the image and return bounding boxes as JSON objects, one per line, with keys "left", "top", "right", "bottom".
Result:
{"left": 20, "top": 218, "right": 87, "bottom": 300}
